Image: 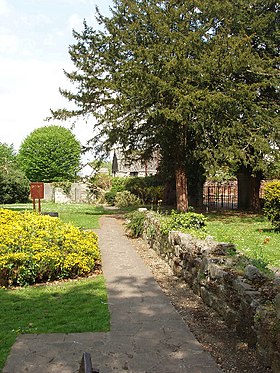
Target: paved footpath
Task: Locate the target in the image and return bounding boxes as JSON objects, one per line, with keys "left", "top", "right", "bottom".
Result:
{"left": 3, "top": 216, "right": 222, "bottom": 373}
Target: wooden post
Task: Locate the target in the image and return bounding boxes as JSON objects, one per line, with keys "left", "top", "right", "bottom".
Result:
{"left": 30, "top": 183, "right": 44, "bottom": 213}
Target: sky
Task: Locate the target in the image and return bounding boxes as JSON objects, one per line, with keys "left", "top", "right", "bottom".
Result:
{"left": 0, "top": 0, "right": 113, "bottom": 161}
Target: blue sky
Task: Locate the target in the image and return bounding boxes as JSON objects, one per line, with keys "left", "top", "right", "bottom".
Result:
{"left": 0, "top": 0, "right": 113, "bottom": 155}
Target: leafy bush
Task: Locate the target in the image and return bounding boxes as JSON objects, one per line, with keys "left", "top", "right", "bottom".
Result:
{"left": 125, "top": 176, "right": 164, "bottom": 204}
{"left": 104, "top": 176, "right": 164, "bottom": 205}
{"left": 264, "top": 180, "right": 280, "bottom": 230}
{"left": 87, "top": 173, "right": 112, "bottom": 202}
{"left": 0, "top": 142, "right": 30, "bottom": 204}
{"left": 104, "top": 190, "right": 117, "bottom": 205}
{"left": 142, "top": 185, "right": 164, "bottom": 204}
{"left": 0, "top": 209, "right": 100, "bottom": 287}
{"left": 160, "top": 210, "right": 207, "bottom": 238}
{"left": 111, "top": 177, "right": 127, "bottom": 190}
{"left": 105, "top": 177, "right": 126, "bottom": 205}
{"left": 91, "top": 173, "right": 112, "bottom": 191}
{"left": 114, "top": 190, "right": 142, "bottom": 208}
{"left": 126, "top": 209, "right": 207, "bottom": 239}
{"left": 125, "top": 210, "right": 147, "bottom": 237}
{"left": 0, "top": 169, "right": 30, "bottom": 204}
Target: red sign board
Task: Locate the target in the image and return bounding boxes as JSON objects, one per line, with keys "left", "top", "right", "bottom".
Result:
{"left": 30, "top": 182, "right": 44, "bottom": 199}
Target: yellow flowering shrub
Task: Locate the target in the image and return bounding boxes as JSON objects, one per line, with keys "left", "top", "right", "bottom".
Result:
{"left": 0, "top": 209, "right": 100, "bottom": 287}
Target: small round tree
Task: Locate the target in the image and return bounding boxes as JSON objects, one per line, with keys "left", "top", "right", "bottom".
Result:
{"left": 18, "top": 125, "right": 81, "bottom": 182}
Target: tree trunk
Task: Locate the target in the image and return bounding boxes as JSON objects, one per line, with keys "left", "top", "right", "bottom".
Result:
{"left": 248, "top": 173, "right": 262, "bottom": 210}
{"left": 163, "top": 179, "right": 176, "bottom": 206}
{"left": 188, "top": 179, "right": 204, "bottom": 208}
{"left": 187, "top": 163, "right": 206, "bottom": 209}
{"left": 175, "top": 165, "right": 188, "bottom": 212}
{"left": 237, "top": 167, "right": 262, "bottom": 210}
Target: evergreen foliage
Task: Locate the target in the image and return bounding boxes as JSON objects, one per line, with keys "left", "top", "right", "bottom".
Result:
{"left": 18, "top": 125, "right": 81, "bottom": 182}
{"left": 126, "top": 209, "right": 207, "bottom": 239}
{"left": 51, "top": 0, "right": 279, "bottom": 211}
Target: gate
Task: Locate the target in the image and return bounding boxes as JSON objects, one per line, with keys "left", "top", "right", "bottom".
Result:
{"left": 203, "top": 181, "right": 238, "bottom": 210}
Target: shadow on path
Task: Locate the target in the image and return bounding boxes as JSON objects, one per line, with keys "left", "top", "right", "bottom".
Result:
{"left": 3, "top": 215, "right": 222, "bottom": 373}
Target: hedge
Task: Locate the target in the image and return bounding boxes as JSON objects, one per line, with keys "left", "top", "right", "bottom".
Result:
{"left": 0, "top": 209, "right": 100, "bottom": 286}
{"left": 264, "top": 180, "right": 280, "bottom": 230}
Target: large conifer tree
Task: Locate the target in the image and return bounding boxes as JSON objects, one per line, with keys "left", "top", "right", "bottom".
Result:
{"left": 52, "top": 0, "right": 279, "bottom": 211}
{"left": 199, "top": 0, "right": 279, "bottom": 209}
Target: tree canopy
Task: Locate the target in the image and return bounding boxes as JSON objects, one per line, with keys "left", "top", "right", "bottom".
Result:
{"left": 0, "top": 143, "right": 17, "bottom": 173}
{"left": 52, "top": 0, "right": 280, "bottom": 210}
{"left": 18, "top": 125, "right": 81, "bottom": 182}
{"left": 0, "top": 143, "right": 29, "bottom": 204}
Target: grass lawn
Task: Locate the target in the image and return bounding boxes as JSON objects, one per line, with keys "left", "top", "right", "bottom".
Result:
{"left": 0, "top": 202, "right": 106, "bottom": 229}
{"left": 206, "top": 212, "right": 280, "bottom": 268}
{"left": 0, "top": 202, "right": 110, "bottom": 370}
{"left": 0, "top": 276, "right": 110, "bottom": 370}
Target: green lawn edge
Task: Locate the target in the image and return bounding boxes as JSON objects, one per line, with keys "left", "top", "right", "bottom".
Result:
{"left": 0, "top": 203, "right": 110, "bottom": 371}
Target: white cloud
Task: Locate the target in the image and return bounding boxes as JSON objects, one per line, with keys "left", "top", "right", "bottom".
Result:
{"left": 19, "top": 13, "right": 52, "bottom": 29}
{"left": 58, "top": 0, "right": 88, "bottom": 4}
{"left": 0, "top": 0, "right": 109, "bottom": 154}
{"left": 68, "top": 13, "right": 84, "bottom": 31}
{"left": 0, "top": 56, "right": 93, "bottom": 150}
{"left": 0, "top": 0, "right": 10, "bottom": 16}
{"left": 0, "top": 29, "right": 38, "bottom": 58}
{"left": 43, "top": 34, "right": 56, "bottom": 47}
{"left": 0, "top": 58, "right": 70, "bottom": 147}
{"left": 0, "top": 32, "right": 19, "bottom": 54}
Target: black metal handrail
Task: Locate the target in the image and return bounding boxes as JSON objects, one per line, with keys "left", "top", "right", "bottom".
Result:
{"left": 79, "top": 352, "right": 100, "bottom": 373}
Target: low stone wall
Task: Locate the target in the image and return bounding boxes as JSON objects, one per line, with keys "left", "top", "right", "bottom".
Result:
{"left": 44, "top": 183, "right": 90, "bottom": 203}
{"left": 142, "top": 213, "right": 280, "bottom": 372}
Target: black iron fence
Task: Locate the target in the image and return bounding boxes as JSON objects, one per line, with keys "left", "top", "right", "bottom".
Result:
{"left": 203, "top": 181, "right": 238, "bottom": 210}
{"left": 203, "top": 180, "right": 269, "bottom": 211}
